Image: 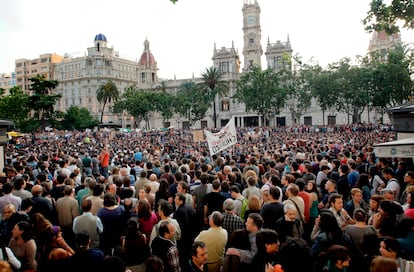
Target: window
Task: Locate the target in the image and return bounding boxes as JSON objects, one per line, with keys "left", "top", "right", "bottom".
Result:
{"left": 380, "top": 49, "right": 387, "bottom": 62}
{"left": 88, "top": 98, "right": 92, "bottom": 104}
{"left": 182, "top": 121, "right": 190, "bottom": 130}
{"left": 249, "top": 38, "right": 254, "bottom": 45}
{"left": 304, "top": 116, "right": 312, "bottom": 126}
{"left": 79, "top": 98, "right": 82, "bottom": 105}
{"left": 222, "top": 100, "right": 230, "bottom": 111}
{"left": 275, "top": 56, "right": 282, "bottom": 68}
{"left": 141, "top": 72, "right": 145, "bottom": 83}
{"left": 219, "top": 62, "right": 229, "bottom": 74}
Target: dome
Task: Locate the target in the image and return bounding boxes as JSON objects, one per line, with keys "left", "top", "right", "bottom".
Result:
{"left": 139, "top": 39, "right": 156, "bottom": 66}
{"left": 139, "top": 52, "right": 156, "bottom": 66}
{"left": 94, "top": 33, "right": 107, "bottom": 42}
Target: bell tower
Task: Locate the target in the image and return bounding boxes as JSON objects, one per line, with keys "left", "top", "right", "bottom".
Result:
{"left": 242, "top": 0, "right": 262, "bottom": 72}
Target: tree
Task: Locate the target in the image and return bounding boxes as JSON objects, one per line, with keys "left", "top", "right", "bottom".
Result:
{"left": 174, "top": 81, "right": 211, "bottom": 126}
{"left": 310, "top": 69, "right": 339, "bottom": 126}
{"left": 0, "top": 86, "right": 29, "bottom": 130}
{"left": 364, "top": 0, "right": 414, "bottom": 34}
{"left": 152, "top": 82, "right": 175, "bottom": 124}
{"left": 369, "top": 45, "right": 413, "bottom": 117}
{"left": 233, "top": 66, "right": 288, "bottom": 125}
{"left": 199, "top": 66, "right": 229, "bottom": 128}
{"left": 28, "top": 75, "right": 61, "bottom": 127}
{"left": 96, "top": 80, "right": 119, "bottom": 123}
{"left": 114, "top": 85, "right": 153, "bottom": 129}
{"left": 153, "top": 91, "right": 175, "bottom": 123}
{"left": 283, "top": 56, "right": 320, "bottom": 125}
{"left": 62, "top": 106, "right": 99, "bottom": 130}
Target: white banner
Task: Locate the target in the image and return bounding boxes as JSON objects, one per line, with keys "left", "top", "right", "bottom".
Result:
{"left": 204, "top": 118, "right": 237, "bottom": 155}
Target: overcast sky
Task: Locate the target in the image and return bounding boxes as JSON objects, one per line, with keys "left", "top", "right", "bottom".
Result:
{"left": 1, "top": 0, "right": 413, "bottom": 79}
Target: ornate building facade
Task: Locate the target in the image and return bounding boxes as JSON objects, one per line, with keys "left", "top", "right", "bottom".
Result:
{"left": 13, "top": 0, "right": 401, "bottom": 129}
{"left": 53, "top": 34, "right": 158, "bottom": 126}
{"left": 368, "top": 30, "right": 402, "bottom": 62}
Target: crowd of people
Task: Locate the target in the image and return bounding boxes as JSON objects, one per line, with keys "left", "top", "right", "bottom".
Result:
{"left": 0, "top": 124, "right": 412, "bottom": 272}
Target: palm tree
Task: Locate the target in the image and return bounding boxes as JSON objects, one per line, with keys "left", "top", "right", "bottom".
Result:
{"left": 96, "top": 80, "right": 119, "bottom": 123}
{"left": 199, "top": 66, "right": 229, "bottom": 128}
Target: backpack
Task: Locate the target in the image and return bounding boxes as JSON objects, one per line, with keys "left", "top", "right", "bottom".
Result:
{"left": 237, "top": 198, "right": 249, "bottom": 219}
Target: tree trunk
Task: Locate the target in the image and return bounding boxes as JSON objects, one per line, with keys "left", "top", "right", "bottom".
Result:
{"left": 213, "top": 98, "right": 217, "bottom": 128}
{"left": 322, "top": 110, "right": 325, "bottom": 127}
{"left": 100, "top": 101, "right": 107, "bottom": 124}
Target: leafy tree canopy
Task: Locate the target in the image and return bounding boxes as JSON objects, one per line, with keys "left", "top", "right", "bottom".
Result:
{"left": 364, "top": 0, "right": 414, "bottom": 34}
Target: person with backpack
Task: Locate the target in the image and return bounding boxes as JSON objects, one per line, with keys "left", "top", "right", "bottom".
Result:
{"left": 382, "top": 168, "right": 401, "bottom": 201}
{"left": 230, "top": 186, "right": 248, "bottom": 218}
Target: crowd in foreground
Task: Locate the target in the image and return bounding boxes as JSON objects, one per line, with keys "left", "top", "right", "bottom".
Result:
{"left": 0, "top": 124, "right": 412, "bottom": 272}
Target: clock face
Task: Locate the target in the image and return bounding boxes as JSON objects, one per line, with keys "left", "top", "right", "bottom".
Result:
{"left": 247, "top": 15, "right": 255, "bottom": 26}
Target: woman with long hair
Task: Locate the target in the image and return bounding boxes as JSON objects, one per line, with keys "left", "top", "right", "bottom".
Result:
{"left": 370, "top": 256, "right": 398, "bottom": 272}
{"left": 30, "top": 212, "right": 74, "bottom": 270}
{"left": 154, "top": 179, "right": 170, "bottom": 211}
{"left": 306, "top": 180, "right": 321, "bottom": 223}
{"left": 404, "top": 191, "right": 414, "bottom": 219}
{"left": 372, "top": 200, "right": 402, "bottom": 237}
{"left": 136, "top": 199, "right": 158, "bottom": 240}
{"left": 9, "top": 221, "right": 37, "bottom": 271}
{"left": 251, "top": 229, "right": 280, "bottom": 272}
{"left": 378, "top": 237, "right": 405, "bottom": 271}
{"left": 311, "top": 210, "right": 351, "bottom": 271}
{"left": 369, "top": 166, "right": 385, "bottom": 196}
{"left": 368, "top": 194, "right": 384, "bottom": 225}
{"left": 243, "top": 195, "right": 261, "bottom": 219}
{"left": 119, "top": 219, "right": 150, "bottom": 266}
{"left": 356, "top": 173, "right": 371, "bottom": 203}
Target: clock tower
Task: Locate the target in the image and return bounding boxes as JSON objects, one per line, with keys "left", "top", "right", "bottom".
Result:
{"left": 242, "top": 0, "right": 262, "bottom": 72}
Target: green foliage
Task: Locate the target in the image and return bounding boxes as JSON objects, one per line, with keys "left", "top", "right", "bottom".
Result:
{"left": 233, "top": 66, "right": 288, "bottom": 123}
{"left": 0, "top": 86, "right": 30, "bottom": 130}
{"left": 62, "top": 106, "right": 99, "bottom": 130}
{"left": 199, "top": 66, "right": 229, "bottom": 128}
{"left": 153, "top": 91, "right": 175, "bottom": 120}
{"left": 19, "top": 118, "right": 41, "bottom": 133}
{"left": 284, "top": 56, "right": 321, "bottom": 124}
{"left": 368, "top": 45, "right": 413, "bottom": 116}
{"left": 114, "top": 85, "right": 154, "bottom": 128}
{"left": 174, "top": 81, "right": 211, "bottom": 126}
{"left": 28, "top": 75, "right": 61, "bottom": 126}
{"left": 364, "top": 0, "right": 414, "bottom": 34}
{"left": 96, "top": 80, "right": 119, "bottom": 123}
